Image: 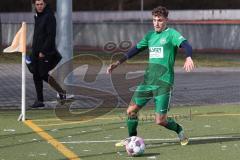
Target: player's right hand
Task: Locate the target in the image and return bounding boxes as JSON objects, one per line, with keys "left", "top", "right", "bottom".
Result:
{"left": 107, "top": 61, "right": 120, "bottom": 74}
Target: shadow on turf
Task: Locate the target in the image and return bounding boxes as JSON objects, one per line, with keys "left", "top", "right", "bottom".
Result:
{"left": 55, "top": 152, "right": 159, "bottom": 160}
{"left": 0, "top": 120, "right": 125, "bottom": 140}
{"left": 139, "top": 152, "right": 160, "bottom": 157}
{"left": 1, "top": 122, "right": 240, "bottom": 154}
{"left": 189, "top": 136, "right": 240, "bottom": 145}
{"left": 1, "top": 127, "right": 240, "bottom": 150}
{"left": 146, "top": 133, "right": 240, "bottom": 149}
{"left": 0, "top": 121, "right": 128, "bottom": 149}
{"left": 68, "top": 150, "right": 160, "bottom": 159}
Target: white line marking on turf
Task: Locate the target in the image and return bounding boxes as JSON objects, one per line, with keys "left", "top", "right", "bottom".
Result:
{"left": 60, "top": 136, "right": 240, "bottom": 144}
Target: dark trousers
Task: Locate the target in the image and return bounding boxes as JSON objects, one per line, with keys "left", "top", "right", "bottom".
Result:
{"left": 33, "top": 73, "right": 65, "bottom": 102}
{"left": 33, "top": 73, "right": 48, "bottom": 102}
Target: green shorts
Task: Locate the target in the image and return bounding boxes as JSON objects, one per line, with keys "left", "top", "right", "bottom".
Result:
{"left": 132, "top": 84, "right": 172, "bottom": 114}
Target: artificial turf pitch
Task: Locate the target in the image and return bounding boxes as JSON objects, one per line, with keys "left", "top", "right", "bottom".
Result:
{"left": 0, "top": 104, "right": 240, "bottom": 160}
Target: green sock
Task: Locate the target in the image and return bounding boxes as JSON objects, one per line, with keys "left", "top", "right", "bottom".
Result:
{"left": 165, "top": 117, "right": 182, "bottom": 134}
{"left": 127, "top": 117, "right": 138, "bottom": 136}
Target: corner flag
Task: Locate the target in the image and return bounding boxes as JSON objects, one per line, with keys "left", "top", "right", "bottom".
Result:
{"left": 3, "top": 22, "right": 27, "bottom": 121}
{"left": 3, "top": 22, "right": 26, "bottom": 53}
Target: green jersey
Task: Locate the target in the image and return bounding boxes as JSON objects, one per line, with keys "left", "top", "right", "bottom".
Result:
{"left": 136, "top": 28, "right": 186, "bottom": 85}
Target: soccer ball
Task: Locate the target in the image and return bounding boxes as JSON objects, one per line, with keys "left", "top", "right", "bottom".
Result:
{"left": 125, "top": 136, "right": 145, "bottom": 156}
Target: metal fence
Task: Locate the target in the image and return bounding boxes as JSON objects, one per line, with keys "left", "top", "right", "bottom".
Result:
{"left": 1, "top": 10, "right": 240, "bottom": 50}
{"left": 1, "top": 22, "right": 240, "bottom": 50}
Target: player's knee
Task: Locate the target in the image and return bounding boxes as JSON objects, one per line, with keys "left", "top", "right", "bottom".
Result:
{"left": 127, "top": 110, "right": 138, "bottom": 119}
{"left": 127, "top": 104, "right": 139, "bottom": 119}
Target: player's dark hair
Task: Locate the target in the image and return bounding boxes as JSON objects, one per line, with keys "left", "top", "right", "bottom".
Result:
{"left": 32, "top": 0, "right": 48, "bottom": 4}
{"left": 152, "top": 6, "right": 169, "bottom": 18}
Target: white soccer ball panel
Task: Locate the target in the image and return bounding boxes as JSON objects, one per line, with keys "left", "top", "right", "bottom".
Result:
{"left": 125, "top": 136, "right": 145, "bottom": 156}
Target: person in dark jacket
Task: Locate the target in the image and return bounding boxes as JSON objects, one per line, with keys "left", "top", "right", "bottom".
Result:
{"left": 30, "top": 0, "right": 66, "bottom": 108}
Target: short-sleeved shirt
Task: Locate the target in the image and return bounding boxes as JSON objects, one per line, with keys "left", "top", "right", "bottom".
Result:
{"left": 136, "top": 28, "right": 186, "bottom": 85}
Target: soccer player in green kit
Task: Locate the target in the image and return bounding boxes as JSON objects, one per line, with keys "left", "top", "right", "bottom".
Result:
{"left": 107, "top": 6, "right": 194, "bottom": 146}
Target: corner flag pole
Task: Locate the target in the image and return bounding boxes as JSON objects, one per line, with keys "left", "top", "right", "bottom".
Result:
{"left": 3, "top": 22, "right": 27, "bottom": 121}
{"left": 18, "top": 49, "right": 26, "bottom": 121}
{"left": 20, "top": 22, "right": 27, "bottom": 121}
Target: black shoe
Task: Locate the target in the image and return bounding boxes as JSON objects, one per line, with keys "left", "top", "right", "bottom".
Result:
{"left": 58, "top": 90, "right": 67, "bottom": 105}
{"left": 58, "top": 90, "right": 67, "bottom": 100}
{"left": 30, "top": 101, "right": 45, "bottom": 108}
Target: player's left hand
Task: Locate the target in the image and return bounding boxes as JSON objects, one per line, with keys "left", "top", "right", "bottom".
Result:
{"left": 39, "top": 52, "right": 45, "bottom": 58}
{"left": 183, "top": 57, "right": 194, "bottom": 72}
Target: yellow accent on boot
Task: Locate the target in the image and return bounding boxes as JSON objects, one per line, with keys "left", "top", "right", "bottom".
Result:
{"left": 115, "top": 138, "right": 129, "bottom": 147}
{"left": 178, "top": 130, "right": 189, "bottom": 146}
